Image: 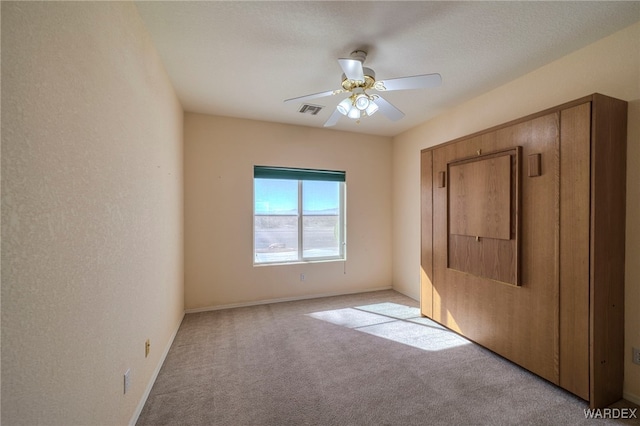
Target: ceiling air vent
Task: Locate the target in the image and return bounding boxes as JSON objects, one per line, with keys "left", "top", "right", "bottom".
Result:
{"left": 298, "top": 104, "right": 323, "bottom": 115}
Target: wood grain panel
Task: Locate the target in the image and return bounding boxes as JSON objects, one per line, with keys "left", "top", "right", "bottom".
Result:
{"left": 559, "top": 103, "right": 590, "bottom": 400}
{"left": 497, "top": 114, "right": 560, "bottom": 382}
{"left": 528, "top": 154, "right": 542, "bottom": 177}
{"left": 448, "top": 235, "right": 517, "bottom": 284}
{"left": 420, "top": 150, "right": 434, "bottom": 318}
{"left": 449, "top": 154, "right": 511, "bottom": 240}
{"left": 589, "top": 94, "right": 627, "bottom": 408}
{"left": 431, "top": 113, "right": 560, "bottom": 383}
{"left": 447, "top": 149, "right": 521, "bottom": 285}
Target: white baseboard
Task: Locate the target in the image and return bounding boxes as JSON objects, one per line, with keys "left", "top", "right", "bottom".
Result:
{"left": 390, "top": 287, "right": 419, "bottom": 302}
{"left": 624, "top": 390, "right": 640, "bottom": 406}
{"left": 129, "top": 312, "right": 185, "bottom": 426}
{"left": 184, "top": 286, "right": 393, "bottom": 314}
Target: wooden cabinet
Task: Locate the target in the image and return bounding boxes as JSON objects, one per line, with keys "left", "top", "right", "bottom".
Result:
{"left": 420, "top": 94, "right": 627, "bottom": 408}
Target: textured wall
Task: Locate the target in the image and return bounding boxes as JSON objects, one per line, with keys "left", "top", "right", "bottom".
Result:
{"left": 184, "top": 114, "right": 392, "bottom": 310}
{"left": 1, "top": 3, "right": 184, "bottom": 425}
{"left": 392, "top": 22, "right": 640, "bottom": 402}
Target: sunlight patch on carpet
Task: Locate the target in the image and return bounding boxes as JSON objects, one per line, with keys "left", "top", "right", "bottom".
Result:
{"left": 307, "top": 303, "right": 470, "bottom": 352}
{"left": 358, "top": 320, "right": 470, "bottom": 351}
{"left": 354, "top": 302, "right": 421, "bottom": 320}
{"left": 307, "top": 308, "right": 396, "bottom": 328}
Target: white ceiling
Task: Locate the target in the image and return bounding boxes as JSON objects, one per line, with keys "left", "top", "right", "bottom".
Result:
{"left": 135, "top": 1, "right": 640, "bottom": 137}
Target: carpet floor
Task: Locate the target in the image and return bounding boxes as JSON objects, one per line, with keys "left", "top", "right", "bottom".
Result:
{"left": 137, "top": 290, "right": 639, "bottom": 425}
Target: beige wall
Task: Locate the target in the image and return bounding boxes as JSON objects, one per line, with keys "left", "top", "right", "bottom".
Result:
{"left": 1, "top": 3, "right": 184, "bottom": 425}
{"left": 1, "top": 2, "right": 637, "bottom": 422}
{"left": 392, "top": 22, "right": 640, "bottom": 402}
{"left": 184, "top": 114, "right": 392, "bottom": 310}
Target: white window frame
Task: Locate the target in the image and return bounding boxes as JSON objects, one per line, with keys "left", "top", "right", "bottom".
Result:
{"left": 253, "top": 166, "right": 346, "bottom": 266}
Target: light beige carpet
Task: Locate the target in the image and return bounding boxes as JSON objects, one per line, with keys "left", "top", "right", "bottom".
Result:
{"left": 137, "top": 290, "right": 639, "bottom": 425}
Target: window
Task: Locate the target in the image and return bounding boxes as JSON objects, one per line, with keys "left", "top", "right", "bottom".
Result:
{"left": 254, "top": 166, "right": 346, "bottom": 265}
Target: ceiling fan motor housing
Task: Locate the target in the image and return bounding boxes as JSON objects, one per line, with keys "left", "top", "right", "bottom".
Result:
{"left": 350, "top": 50, "right": 368, "bottom": 63}
{"left": 341, "top": 67, "right": 376, "bottom": 91}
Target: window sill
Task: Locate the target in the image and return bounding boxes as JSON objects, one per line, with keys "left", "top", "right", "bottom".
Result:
{"left": 253, "top": 258, "right": 345, "bottom": 267}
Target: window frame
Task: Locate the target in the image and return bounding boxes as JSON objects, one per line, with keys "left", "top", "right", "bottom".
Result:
{"left": 253, "top": 166, "right": 346, "bottom": 266}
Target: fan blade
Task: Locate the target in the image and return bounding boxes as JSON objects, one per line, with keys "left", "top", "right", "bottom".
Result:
{"left": 338, "top": 58, "right": 364, "bottom": 82}
{"left": 323, "top": 108, "right": 342, "bottom": 127}
{"left": 284, "top": 89, "right": 342, "bottom": 104}
{"left": 373, "top": 96, "right": 405, "bottom": 121}
{"left": 376, "top": 73, "right": 442, "bottom": 91}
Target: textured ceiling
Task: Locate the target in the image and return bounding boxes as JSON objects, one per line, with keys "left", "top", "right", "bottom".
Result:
{"left": 135, "top": 1, "right": 640, "bottom": 137}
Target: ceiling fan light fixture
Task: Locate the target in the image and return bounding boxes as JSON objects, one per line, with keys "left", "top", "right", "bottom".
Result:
{"left": 347, "top": 106, "right": 361, "bottom": 119}
{"left": 365, "top": 101, "right": 379, "bottom": 116}
{"left": 354, "top": 94, "right": 371, "bottom": 111}
{"left": 336, "top": 97, "right": 352, "bottom": 116}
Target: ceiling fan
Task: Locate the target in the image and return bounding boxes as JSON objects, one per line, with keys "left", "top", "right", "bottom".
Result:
{"left": 284, "top": 50, "right": 442, "bottom": 127}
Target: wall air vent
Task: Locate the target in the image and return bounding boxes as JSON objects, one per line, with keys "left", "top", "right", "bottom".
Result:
{"left": 298, "top": 104, "right": 324, "bottom": 115}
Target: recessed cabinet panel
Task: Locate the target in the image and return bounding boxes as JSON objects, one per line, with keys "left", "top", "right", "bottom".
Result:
{"left": 447, "top": 149, "right": 520, "bottom": 285}
{"left": 449, "top": 154, "right": 511, "bottom": 240}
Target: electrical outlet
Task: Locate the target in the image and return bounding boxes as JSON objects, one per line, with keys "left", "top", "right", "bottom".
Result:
{"left": 124, "top": 369, "right": 131, "bottom": 394}
{"left": 145, "top": 339, "right": 150, "bottom": 358}
{"left": 300, "top": 273, "right": 305, "bottom": 281}
{"left": 633, "top": 347, "right": 640, "bottom": 365}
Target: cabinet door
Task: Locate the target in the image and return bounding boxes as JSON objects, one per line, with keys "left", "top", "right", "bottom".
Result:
{"left": 589, "top": 94, "right": 627, "bottom": 408}
{"left": 420, "top": 150, "right": 434, "bottom": 318}
{"left": 559, "top": 103, "right": 590, "bottom": 400}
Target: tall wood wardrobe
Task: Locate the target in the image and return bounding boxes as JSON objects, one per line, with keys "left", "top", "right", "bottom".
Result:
{"left": 420, "top": 94, "right": 627, "bottom": 408}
